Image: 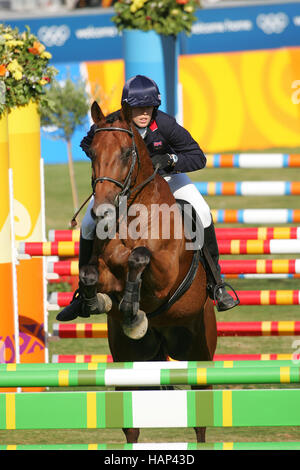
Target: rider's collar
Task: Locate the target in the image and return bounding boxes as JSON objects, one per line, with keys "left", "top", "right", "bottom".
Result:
{"left": 134, "top": 124, "right": 148, "bottom": 139}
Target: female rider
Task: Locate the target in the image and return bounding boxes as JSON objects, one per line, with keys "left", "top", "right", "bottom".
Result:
{"left": 57, "top": 75, "right": 238, "bottom": 321}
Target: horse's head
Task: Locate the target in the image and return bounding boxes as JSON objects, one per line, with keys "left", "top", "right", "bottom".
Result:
{"left": 88, "top": 101, "right": 137, "bottom": 224}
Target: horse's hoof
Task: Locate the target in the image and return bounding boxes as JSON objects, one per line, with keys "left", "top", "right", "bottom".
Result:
{"left": 96, "top": 293, "right": 113, "bottom": 313}
{"left": 122, "top": 310, "right": 148, "bottom": 340}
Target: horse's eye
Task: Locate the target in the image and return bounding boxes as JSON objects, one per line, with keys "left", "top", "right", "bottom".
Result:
{"left": 121, "top": 148, "right": 132, "bottom": 161}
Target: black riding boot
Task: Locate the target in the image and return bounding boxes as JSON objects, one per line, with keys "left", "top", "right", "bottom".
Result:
{"left": 203, "top": 220, "right": 239, "bottom": 311}
{"left": 56, "top": 234, "right": 100, "bottom": 321}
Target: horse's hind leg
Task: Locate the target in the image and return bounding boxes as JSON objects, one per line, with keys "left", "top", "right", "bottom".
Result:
{"left": 122, "top": 427, "right": 140, "bottom": 443}
{"left": 119, "top": 246, "right": 151, "bottom": 340}
{"left": 190, "top": 298, "right": 217, "bottom": 443}
{"left": 192, "top": 384, "right": 213, "bottom": 442}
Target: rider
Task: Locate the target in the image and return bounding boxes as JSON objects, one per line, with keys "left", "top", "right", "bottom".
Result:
{"left": 56, "top": 75, "right": 239, "bottom": 322}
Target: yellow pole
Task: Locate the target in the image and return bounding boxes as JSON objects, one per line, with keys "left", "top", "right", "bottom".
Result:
{"left": 8, "top": 102, "right": 47, "bottom": 376}
{"left": 0, "top": 111, "right": 19, "bottom": 390}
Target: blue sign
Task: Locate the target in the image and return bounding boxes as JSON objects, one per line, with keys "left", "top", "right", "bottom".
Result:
{"left": 2, "top": 10, "right": 122, "bottom": 63}
{"left": 3, "top": 2, "right": 300, "bottom": 63}
{"left": 183, "top": 1, "right": 300, "bottom": 54}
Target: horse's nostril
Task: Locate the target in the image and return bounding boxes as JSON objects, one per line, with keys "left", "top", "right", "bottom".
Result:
{"left": 102, "top": 206, "right": 115, "bottom": 217}
{"left": 92, "top": 204, "right": 116, "bottom": 221}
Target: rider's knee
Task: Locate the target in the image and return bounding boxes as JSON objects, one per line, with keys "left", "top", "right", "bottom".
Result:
{"left": 81, "top": 217, "right": 97, "bottom": 240}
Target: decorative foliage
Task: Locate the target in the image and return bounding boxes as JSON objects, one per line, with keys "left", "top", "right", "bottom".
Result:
{"left": 112, "top": 0, "right": 198, "bottom": 36}
{"left": 40, "top": 76, "right": 90, "bottom": 140}
{"left": 0, "top": 24, "right": 57, "bottom": 115}
{"left": 40, "top": 76, "right": 91, "bottom": 212}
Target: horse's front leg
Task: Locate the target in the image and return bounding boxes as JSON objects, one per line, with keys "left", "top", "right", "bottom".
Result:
{"left": 119, "top": 246, "right": 151, "bottom": 340}
{"left": 79, "top": 253, "right": 113, "bottom": 316}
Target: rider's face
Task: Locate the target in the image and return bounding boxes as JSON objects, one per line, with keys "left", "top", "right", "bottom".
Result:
{"left": 131, "top": 106, "right": 154, "bottom": 128}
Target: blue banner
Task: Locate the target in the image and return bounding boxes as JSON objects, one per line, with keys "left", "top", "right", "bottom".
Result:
{"left": 3, "top": 2, "right": 300, "bottom": 63}
{"left": 185, "top": 1, "right": 300, "bottom": 54}
{"left": 2, "top": 10, "right": 121, "bottom": 63}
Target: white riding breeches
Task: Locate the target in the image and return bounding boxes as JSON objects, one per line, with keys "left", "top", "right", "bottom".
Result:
{"left": 81, "top": 172, "right": 212, "bottom": 240}
{"left": 163, "top": 173, "right": 212, "bottom": 228}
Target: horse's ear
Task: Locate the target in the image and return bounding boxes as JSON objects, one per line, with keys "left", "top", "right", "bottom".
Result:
{"left": 91, "top": 101, "right": 105, "bottom": 124}
{"left": 120, "top": 102, "right": 132, "bottom": 124}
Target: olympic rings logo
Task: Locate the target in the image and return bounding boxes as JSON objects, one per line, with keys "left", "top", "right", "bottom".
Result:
{"left": 256, "top": 12, "right": 289, "bottom": 35}
{"left": 38, "top": 25, "right": 71, "bottom": 47}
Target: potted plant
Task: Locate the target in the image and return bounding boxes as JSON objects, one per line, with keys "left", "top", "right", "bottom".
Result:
{"left": 0, "top": 23, "right": 58, "bottom": 244}
{"left": 112, "top": 0, "right": 198, "bottom": 117}
{"left": 112, "top": 0, "right": 198, "bottom": 36}
{"left": 0, "top": 24, "right": 57, "bottom": 116}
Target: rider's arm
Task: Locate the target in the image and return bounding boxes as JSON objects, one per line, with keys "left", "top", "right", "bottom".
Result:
{"left": 157, "top": 112, "right": 206, "bottom": 173}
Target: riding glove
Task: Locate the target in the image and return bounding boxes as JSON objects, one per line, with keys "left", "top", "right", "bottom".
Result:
{"left": 151, "top": 153, "right": 177, "bottom": 170}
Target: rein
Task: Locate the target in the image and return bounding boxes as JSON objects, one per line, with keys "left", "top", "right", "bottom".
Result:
{"left": 70, "top": 125, "right": 159, "bottom": 227}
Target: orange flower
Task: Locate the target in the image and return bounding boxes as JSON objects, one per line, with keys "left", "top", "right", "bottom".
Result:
{"left": 28, "top": 41, "right": 45, "bottom": 55}
{"left": 176, "top": 0, "right": 188, "bottom": 3}
{"left": 0, "top": 64, "right": 7, "bottom": 76}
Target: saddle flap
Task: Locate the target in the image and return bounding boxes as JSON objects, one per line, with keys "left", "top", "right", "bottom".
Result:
{"left": 175, "top": 199, "right": 204, "bottom": 251}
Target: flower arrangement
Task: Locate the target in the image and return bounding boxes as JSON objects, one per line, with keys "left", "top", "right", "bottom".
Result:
{"left": 112, "top": 0, "right": 198, "bottom": 36}
{"left": 0, "top": 24, "right": 57, "bottom": 115}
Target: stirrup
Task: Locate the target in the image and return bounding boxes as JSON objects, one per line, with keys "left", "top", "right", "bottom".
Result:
{"left": 213, "top": 282, "right": 240, "bottom": 312}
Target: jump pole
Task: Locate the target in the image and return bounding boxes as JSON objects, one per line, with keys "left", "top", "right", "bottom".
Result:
{"left": 18, "top": 239, "right": 300, "bottom": 256}
{"left": 49, "top": 289, "right": 300, "bottom": 307}
{"left": 50, "top": 320, "right": 300, "bottom": 338}
{"left": 48, "top": 226, "right": 300, "bottom": 242}
{"left": 1, "top": 389, "right": 300, "bottom": 429}
{"left": 1, "top": 365, "right": 300, "bottom": 387}
{"left": 1, "top": 359, "right": 300, "bottom": 370}
{"left": 51, "top": 353, "right": 300, "bottom": 363}
{"left": 206, "top": 153, "right": 300, "bottom": 168}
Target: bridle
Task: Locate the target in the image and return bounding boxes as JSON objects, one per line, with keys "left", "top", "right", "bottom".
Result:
{"left": 70, "top": 124, "right": 159, "bottom": 227}
{"left": 92, "top": 125, "right": 159, "bottom": 204}
{"left": 92, "top": 126, "right": 139, "bottom": 202}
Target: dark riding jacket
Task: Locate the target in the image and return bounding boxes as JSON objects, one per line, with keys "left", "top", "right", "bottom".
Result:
{"left": 80, "top": 110, "right": 206, "bottom": 175}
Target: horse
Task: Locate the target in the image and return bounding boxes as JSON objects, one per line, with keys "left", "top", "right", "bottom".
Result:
{"left": 80, "top": 101, "right": 217, "bottom": 443}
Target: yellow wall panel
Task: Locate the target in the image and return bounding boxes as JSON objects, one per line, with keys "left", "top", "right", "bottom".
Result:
{"left": 85, "top": 60, "right": 125, "bottom": 116}
{"left": 179, "top": 48, "right": 300, "bottom": 152}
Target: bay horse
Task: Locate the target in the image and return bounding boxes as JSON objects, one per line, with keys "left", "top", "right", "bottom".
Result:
{"left": 80, "top": 101, "right": 217, "bottom": 443}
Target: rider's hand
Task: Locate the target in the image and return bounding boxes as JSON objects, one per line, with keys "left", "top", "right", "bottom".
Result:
{"left": 151, "top": 153, "right": 174, "bottom": 170}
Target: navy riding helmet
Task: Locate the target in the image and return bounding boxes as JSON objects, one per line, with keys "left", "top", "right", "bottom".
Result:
{"left": 121, "top": 75, "right": 161, "bottom": 108}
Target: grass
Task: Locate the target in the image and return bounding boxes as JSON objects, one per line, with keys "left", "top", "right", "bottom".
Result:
{"left": 1, "top": 157, "right": 300, "bottom": 446}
